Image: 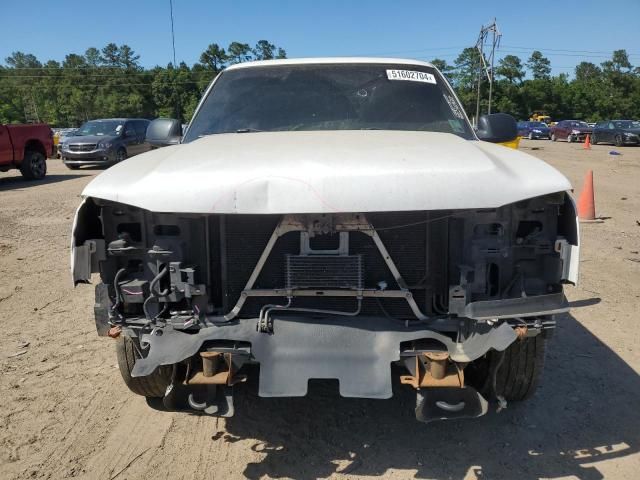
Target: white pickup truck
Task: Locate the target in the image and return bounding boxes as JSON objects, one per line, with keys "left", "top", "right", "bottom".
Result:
{"left": 72, "top": 58, "right": 579, "bottom": 423}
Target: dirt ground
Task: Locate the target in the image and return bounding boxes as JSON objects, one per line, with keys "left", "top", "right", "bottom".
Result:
{"left": 1, "top": 140, "right": 639, "bottom": 480}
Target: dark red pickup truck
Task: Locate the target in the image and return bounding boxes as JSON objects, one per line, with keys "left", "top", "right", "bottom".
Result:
{"left": 0, "top": 123, "right": 53, "bottom": 179}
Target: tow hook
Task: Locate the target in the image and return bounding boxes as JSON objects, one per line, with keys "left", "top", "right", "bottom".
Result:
{"left": 401, "top": 351, "right": 489, "bottom": 423}
{"left": 415, "top": 387, "right": 488, "bottom": 423}
{"left": 163, "top": 350, "right": 248, "bottom": 417}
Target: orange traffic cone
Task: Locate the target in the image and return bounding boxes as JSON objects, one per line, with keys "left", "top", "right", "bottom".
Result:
{"left": 577, "top": 170, "right": 596, "bottom": 220}
{"left": 583, "top": 134, "right": 591, "bottom": 150}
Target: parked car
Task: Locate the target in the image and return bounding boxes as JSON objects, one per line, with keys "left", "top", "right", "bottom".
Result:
{"left": 72, "top": 58, "right": 579, "bottom": 424}
{"left": 60, "top": 118, "right": 150, "bottom": 169}
{"left": 145, "top": 118, "right": 183, "bottom": 149}
{"left": 517, "top": 121, "right": 550, "bottom": 139}
{"left": 0, "top": 122, "right": 53, "bottom": 179}
{"left": 550, "top": 120, "right": 592, "bottom": 143}
{"left": 53, "top": 128, "right": 78, "bottom": 158}
{"left": 592, "top": 120, "right": 640, "bottom": 147}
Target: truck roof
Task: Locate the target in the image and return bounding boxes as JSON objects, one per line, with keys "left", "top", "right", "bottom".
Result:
{"left": 225, "top": 57, "right": 436, "bottom": 71}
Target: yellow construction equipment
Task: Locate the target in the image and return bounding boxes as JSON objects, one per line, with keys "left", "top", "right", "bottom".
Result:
{"left": 529, "top": 112, "right": 552, "bottom": 124}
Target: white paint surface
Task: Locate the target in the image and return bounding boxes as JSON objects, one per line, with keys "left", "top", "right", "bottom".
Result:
{"left": 82, "top": 130, "right": 572, "bottom": 214}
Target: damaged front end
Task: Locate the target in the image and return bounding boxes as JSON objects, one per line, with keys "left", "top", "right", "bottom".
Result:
{"left": 71, "top": 192, "right": 579, "bottom": 423}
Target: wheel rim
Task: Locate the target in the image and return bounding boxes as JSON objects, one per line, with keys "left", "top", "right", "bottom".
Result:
{"left": 615, "top": 135, "right": 622, "bottom": 146}
{"left": 31, "top": 155, "right": 45, "bottom": 178}
{"left": 116, "top": 150, "right": 126, "bottom": 162}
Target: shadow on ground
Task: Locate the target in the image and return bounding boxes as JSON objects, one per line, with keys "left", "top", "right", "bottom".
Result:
{"left": 220, "top": 314, "right": 639, "bottom": 479}
{"left": 0, "top": 173, "right": 90, "bottom": 191}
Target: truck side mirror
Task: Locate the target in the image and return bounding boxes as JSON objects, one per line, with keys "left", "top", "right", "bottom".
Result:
{"left": 476, "top": 113, "right": 518, "bottom": 143}
{"left": 145, "top": 118, "right": 182, "bottom": 148}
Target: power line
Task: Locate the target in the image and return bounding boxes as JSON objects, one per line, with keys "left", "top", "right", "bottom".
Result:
{"left": 1, "top": 47, "right": 636, "bottom": 72}
{"left": 0, "top": 72, "right": 216, "bottom": 78}
{"left": 501, "top": 44, "right": 640, "bottom": 56}
{"left": 7, "top": 81, "right": 204, "bottom": 88}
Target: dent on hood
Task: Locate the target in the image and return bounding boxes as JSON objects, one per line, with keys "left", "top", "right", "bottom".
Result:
{"left": 81, "top": 131, "right": 572, "bottom": 214}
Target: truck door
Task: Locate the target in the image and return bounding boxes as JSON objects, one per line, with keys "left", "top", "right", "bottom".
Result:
{"left": 0, "top": 125, "right": 14, "bottom": 166}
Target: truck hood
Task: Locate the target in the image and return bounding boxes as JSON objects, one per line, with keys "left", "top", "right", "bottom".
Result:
{"left": 82, "top": 130, "right": 572, "bottom": 214}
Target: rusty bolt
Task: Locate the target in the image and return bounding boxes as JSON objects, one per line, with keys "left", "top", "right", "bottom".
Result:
{"left": 107, "top": 326, "right": 122, "bottom": 339}
{"left": 514, "top": 325, "right": 528, "bottom": 339}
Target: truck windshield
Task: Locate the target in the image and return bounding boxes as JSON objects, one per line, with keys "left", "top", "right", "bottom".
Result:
{"left": 75, "top": 120, "right": 123, "bottom": 137}
{"left": 183, "top": 63, "right": 474, "bottom": 142}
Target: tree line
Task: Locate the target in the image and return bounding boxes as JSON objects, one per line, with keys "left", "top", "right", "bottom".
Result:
{"left": 435, "top": 48, "right": 640, "bottom": 122}
{"left": 1, "top": 42, "right": 639, "bottom": 126}
{"left": 0, "top": 40, "right": 286, "bottom": 126}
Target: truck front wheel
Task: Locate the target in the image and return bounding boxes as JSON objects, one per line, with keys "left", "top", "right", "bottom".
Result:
{"left": 20, "top": 150, "right": 47, "bottom": 180}
{"left": 467, "top": 334, "right": 547, "bottom": 402}
{"left": 116, "top": 336, "right": 173, "bottom": 398}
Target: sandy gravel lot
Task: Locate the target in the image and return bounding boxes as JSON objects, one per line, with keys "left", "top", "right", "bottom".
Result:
{"left": 1, "top": 140, "right": 639, "bottom": 480}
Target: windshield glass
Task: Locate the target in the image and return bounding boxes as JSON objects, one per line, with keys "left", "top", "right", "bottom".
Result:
{"left": 615, "top": 120, "right": 640, "bottom": 129}
{"left": 76, "top": 120, "right": 123, "bottom": 137}
{"left": 183, "top": 64, "right": 475, "bottom": 142}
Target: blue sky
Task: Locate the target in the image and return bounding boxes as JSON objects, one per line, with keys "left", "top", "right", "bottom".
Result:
{"left": 2, "top": 0, "right": 639, "bottom": 76}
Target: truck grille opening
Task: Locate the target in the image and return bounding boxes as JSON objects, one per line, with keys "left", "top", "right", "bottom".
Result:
{"left": 285, "top": 254, "right": 364, "bottom": 290}
{"left": 97, "top": 193, "right": 567, "bottom": 322}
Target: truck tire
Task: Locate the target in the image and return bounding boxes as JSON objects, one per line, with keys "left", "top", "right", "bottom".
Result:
{"left": 492, "top": 335, "right": 546, "bottom": 401}
{"left": 115, "top": 148, "right": 127, "bottom": 163}
{"left": 467, "top": 334, "right": 546, "bottom": 402}
{"left": 20, "top": 150, "right": 47, "bottom": 180}
{"left": 116, "top": 336, "right": 172, "bottom": 398}
{"left": 614, "top": 134, "right": 623, "bottom": 147}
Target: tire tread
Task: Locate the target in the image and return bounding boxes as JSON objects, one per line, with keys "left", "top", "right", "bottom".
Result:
{"left": 116, "top": 336, "right": 171, "bottom": 398}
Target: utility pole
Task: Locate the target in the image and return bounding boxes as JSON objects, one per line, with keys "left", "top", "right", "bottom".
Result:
{"left": 169, "top": 0, "right": 177, "bottom": 67}
{"left": 474, "top": 19, "right": 501, "bottom": 122}
{"left": 169, "top": 0, "right": 181, "bottom": 120}
{"left": 474, "top": 36, "right": 483, "bottom": 126}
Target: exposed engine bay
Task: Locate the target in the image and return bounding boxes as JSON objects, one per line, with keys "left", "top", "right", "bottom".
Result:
{"left": 72, "top": 192, "right": 579, "bottom": 422}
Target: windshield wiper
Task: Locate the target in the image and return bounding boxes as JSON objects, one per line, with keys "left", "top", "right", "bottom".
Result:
{"left": 196, "top": 128, "right": 264, "bottom": 138}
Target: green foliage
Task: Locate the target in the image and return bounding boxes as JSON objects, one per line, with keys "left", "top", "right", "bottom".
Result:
{"left": 199, "top": 44, "right": 227, "bottom": 71}
{"left": 0, "top": 39, "right": 286, "bottom": 125}
{"left": 526, "top": 51, "right": 551, "bottom": 80}
{"left": 227, "top": 42, "right": 252, "bottom": 64}
{"left": 496, "top": 55, "right": 525, "bottom": 84}
{"left": 433, "top": 48, "right": 640, "bottom": 122}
